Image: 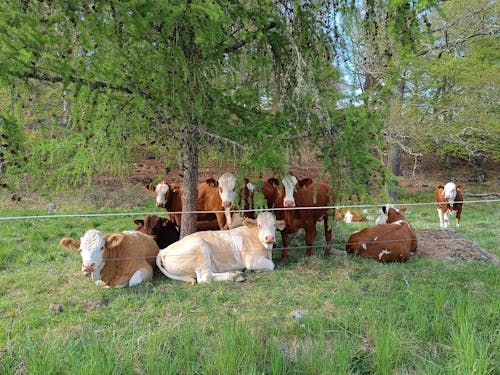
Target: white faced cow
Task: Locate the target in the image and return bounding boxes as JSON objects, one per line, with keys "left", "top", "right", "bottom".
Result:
{"left": 60, "top": 230, "right": 159, "bottom": 288}
{"left": 435, "top": 182, "right": 464, "bottom": 228}
{"left": 156, "top": 212, "right": 286, "bottom": 284}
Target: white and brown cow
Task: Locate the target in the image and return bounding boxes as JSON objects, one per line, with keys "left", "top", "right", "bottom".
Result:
{"left": 435, "top": 182, "right": 464, "bottom": 228}
{"left": 146, "top": 172, "right": 237, "bottom": 230}
{"left": 266, "top": 174, "right": 335, "bottom": 262}
{"left": 60, "top": 230, "right": 159, "bottom": 287}
{"left": 156, "top": 211, "right": 286, "bottom": 284}
{"left": 346, "top": 205, "right": 417, "bottom": 262}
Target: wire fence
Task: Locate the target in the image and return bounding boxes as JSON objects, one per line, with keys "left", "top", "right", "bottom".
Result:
{"left": 0, "top": 199, "right": 499, "bottom": 221}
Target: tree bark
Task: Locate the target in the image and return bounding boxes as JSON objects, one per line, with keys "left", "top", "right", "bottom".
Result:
{"left": 179, "top": 120, "right": 199, "bottom": 238}
{"left": 386, "top": 142, "right": 401, "bottom": 201}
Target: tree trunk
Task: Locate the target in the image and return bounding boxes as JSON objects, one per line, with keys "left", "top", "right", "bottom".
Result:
{"left": 179, "top": 121, "right": 199, "bottom": 239}
{"left": 386, "top": 142, "right": 401, "bottom": 201}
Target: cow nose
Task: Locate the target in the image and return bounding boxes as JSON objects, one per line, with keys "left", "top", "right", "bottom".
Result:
{"left": 264, "top": 235, "right": 275, "bottom": 243}
{"left": 82, "top": 262, "right": 95, "bottom": 272}
{"left": 156, "top": 202, "right": 164, "bottom": 208}
{"left": 284, "top": 200, "right": 295, "bottom": 208}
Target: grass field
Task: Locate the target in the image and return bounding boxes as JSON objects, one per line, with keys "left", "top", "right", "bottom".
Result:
{"left": 0, "top": 186, "right": 498, "bottom": 374}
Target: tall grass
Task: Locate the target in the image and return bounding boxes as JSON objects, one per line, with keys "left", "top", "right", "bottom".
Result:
{"left": 0, "top": 188, "right": 499, "bottom": 374}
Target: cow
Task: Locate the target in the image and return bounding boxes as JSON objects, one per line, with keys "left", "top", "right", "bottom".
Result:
{"left": 335, "top": 208, "right": 367, "bottom": 223}
{"left": 346, "top": 205, "right": 417, "bottom": 262}
{"left": 268, "top": 174, "right": 335, "bottom": 262}
{"left": 435, "top": 182, "right": 464, "bottom": 228}
{"left": 156, "top": 211, "right": 286, "bottom": 284}
{"left": 134, "top": 215, "right": 180, "bottom": 249}
{"left": 238, "top": 178, "right": 256, "bottom": 218}
{"left": 146, "top": 172, "right": 237, "bottom": 230}
{"left": 59, "top": 230, "right": 159, "bottom": 287}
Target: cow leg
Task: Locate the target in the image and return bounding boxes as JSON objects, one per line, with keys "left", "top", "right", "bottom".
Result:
{"left": 215, "top": 212, "right": 228, "bottom": 230}
{"left": 246, "top": 257, "right": 274, "bottom": 272}
{"left": 455, "top": 208, "right": 462, "bottom": 228}
{"left": 305, "top": 225, "right": 316, "bottom": 257}
{"left": 323, "top": 216, "right": 332, "bottom": 256}
{"left": 280, "top": 233, "right": 290, "bottom": 262}
{"left": 437, "top": 208, "right": 444, "bottom": 227}
{"left": 443, "top": 210, "right": 450, "bottom": 228}
{"left": 128, "top": 266, "right": 153, "bottom": 287}
{"left": 212, "top": 271, "right": 245, "bottom": 282}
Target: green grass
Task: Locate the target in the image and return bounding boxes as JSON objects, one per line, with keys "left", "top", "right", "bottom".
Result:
{"left": 0, "top": 187, "right": 499, "bottom": 374}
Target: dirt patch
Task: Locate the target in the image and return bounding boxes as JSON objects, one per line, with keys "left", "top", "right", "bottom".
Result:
{"left": 415, "top": 229, "right": 499, "bottom": 264}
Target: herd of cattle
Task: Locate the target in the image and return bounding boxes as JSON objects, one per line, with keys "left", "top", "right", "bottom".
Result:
{"left": 59, "top": 173, "right": 464, "bottom": 288}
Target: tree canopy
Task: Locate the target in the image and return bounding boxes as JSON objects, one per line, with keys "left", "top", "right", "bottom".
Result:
{"left": 0, "top": 0, "right": 498, "bottom": 227}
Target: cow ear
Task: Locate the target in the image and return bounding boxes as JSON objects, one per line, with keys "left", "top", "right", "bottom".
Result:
{"left": 106, "top": 234, "right": 125, "bottom": 248}
{"left": 134, "top": 219, "right": 144, "bottom": 227}
{"left": 381, "top": 205, "right": 387, "bottom": 214}
{"left": 276, "top": 220, "right": 286, "bottom": 231}
{"left": 456, "top": 184, "right": 463, "bottom": 190}
{"left": 437, "top": 184, "right": 444, "bottom": 189}
{"left": 60, "top": 238, "right": 80, "bottom": 252}
{"left": 145, "top": 183, "right": 155, "bottom": 192}
{"left": 243, "top": 217, "right": 257, "bottom": 227}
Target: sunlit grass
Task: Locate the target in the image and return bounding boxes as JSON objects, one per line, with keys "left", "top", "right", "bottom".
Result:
{"left": 0, "top": 188, "right": 499, "bottom": 374}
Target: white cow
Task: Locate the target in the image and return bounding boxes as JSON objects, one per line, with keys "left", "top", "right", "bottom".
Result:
{"left": 156, "top": 212, "right": 286, "bottom": 284}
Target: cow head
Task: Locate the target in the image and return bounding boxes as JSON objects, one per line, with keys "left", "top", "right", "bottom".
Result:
{"left": 218, "top": 172, "right": 237, "bottom": 226}
{"left": 375, "top": 205, "right": 407, "bottom": 224}
{"left": 442, "top": 182, "right": 457, "bottom": 206}
{"left": 60, "top": 229, "right": 120, "bottom": 282}
{"left": 147, "top": 181, "right": 171, "bottom": 208}
{"left": 282, "top": 174, "right": 298, "bottom": 208}
{"left": 244, "top": 211, "right": 286, "bottom": 250}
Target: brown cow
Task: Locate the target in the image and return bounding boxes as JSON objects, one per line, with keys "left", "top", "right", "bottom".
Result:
{"left": 146, "top": 173, "right": 237, "bottom": 230}
{"left": 270, "top": 174, "right": 335, "bottom": 262}
{"left": 60, "top": 230, "right": 159, "bottom": 287}
{"left": 435, "top": 182, "right": 464, "bottom": 228}
{"left": 346, "top": 205, "right": 417, "bottom": 262}
{"left": 134, "top": 215, "right": 180, "bottom": 249}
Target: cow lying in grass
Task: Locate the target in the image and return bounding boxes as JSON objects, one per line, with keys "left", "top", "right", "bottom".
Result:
{"left": 156, "top": 211, "right": 286, "bottom": 284}
{"left": 60, "top": 230, "right": 159, "bottom": 288}
{"left": 346, "top": 205, "right": 417, "bottom": 262}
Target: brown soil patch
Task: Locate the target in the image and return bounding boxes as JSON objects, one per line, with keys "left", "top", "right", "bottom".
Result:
{"left": 415, "top": 229, "right": 499, "bottom": 264}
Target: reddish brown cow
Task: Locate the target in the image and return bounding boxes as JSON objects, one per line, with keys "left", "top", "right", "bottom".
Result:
{"left": 269, "top": 174, "right": 335, "bottom": 262}
{"left": 434, "top": 182, "right": 464, "bottom": 228}
{"left": 346, "top": 205, "right": 417, "bottom": 262}
{"left": 134, "top": 215, "right": 180, "bottom": 249}
{"left": 146, "top": 173, "right": 237, "bottom": 230}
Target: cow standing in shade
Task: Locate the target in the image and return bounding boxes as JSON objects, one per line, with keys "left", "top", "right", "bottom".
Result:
{"left": 346, "top": 205, "right": 417, "bottom": 262}
{"left": 60, "top": 230, "right": 159, "bottom": 287}
{"left": 146, "top": 172, "right": 237, "bottom": 230}
{"left": 265, "top": 174, "right": 335, "bottom": 262}
{"left": 156, "top": 212, "right": 286, "bottom": 284}
{"left": 435, "top": 182, "right": 464, "bottom": 228}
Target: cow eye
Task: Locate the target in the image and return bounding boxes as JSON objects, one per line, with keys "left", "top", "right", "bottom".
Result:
{"left": 100, "top": 246, "right": 104, "bottom": 251}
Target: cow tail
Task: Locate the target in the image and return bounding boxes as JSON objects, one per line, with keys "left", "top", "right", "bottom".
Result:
{"left": 156, "top": 253, "right": 196, "bottom": 284}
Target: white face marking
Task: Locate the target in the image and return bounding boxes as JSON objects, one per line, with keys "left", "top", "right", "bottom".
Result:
{"left": 344, "top": 210, "right": 353, "bottom": 223}
{"left": 155, "top": 183, "right": 170, "bottom": 207}
{"left": 379, "top": 249, "right": 392, "bottom": 260}
{"left": 374, "top": 236, "right": 378, "bottom": 241}
{"left": 246, "top": 182, "right": 255, "bottom": 192}
{"left": 361, "top": 243, "right": 367, "bottom": 250}
{"left": 282, "top": 175, "right": 298, "bottom": 207}
{"left": 79, "top": 229, "right": 106, "bottom": 277}
{"left": 256, "top": 212, "right": 279, "bottom": 250}
{"left": 218, "top": 173, "right": 237, "bottom": 208}
{"left": 443, "top": 182, "right": 457, "bottom": 204}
